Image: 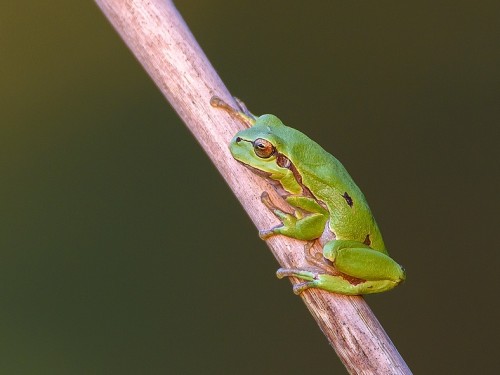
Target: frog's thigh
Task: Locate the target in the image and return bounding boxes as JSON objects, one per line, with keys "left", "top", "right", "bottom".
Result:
{"left": 314, "top": 274, "right": 399, "bottom": 295}
{"left": 324, "top": 240, "right": 405, "bottom": 283}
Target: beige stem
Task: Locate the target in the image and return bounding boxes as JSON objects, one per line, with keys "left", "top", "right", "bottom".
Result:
{"left": 95, "top": 1, "right": 412, "bottom": 373}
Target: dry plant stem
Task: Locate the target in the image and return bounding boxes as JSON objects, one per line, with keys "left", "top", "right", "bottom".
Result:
{"left": 95, "top": 1, "right": 412, "bottom": 374}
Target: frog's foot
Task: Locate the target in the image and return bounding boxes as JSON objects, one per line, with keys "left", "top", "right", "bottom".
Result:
{"left": 210, "top": 96, "right": 255, "bottom": 127}
{"left": 259, "top": 192, "right": 328, "bottom": 241}
{"left": 303, "top": 242, "right": 337, "bottom": 274}
{"left": 259, "top": 226, "right": 281, "bottom": 240}
{"left": 259, "top": 192, "right": 298, "bottom": 239}
{"left": 234, "top": 97, "right": 257, "bottom": 122}
{"left": 260, "top": 191, "right": 284, "bottom": 213}
{"left": 276, "top": 268, "right": 321, "bottom": 295}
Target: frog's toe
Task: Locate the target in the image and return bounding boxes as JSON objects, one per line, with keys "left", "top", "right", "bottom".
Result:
{"left": 259, "top": 228, "right": 274, "bottom": 239}
{"left": 292, "top": 281, "right": 316, "bottom": 295}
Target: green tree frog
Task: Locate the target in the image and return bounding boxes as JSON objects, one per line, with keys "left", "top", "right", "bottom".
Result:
{"left": 211, "top": 97, "right": 406, "bottom": 295}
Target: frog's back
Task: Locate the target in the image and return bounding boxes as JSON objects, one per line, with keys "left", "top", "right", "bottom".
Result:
{"left": 275, "top": 123, "right": 388, "bottom": 253}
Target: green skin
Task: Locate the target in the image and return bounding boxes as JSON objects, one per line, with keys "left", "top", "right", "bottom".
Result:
{"left": 216, "top": 99, "right": 406, "bottom": 295}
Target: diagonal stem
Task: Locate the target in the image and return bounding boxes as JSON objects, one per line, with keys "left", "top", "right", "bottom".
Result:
{"left": 94, "top": 1, "right": 412, "bottom": 373}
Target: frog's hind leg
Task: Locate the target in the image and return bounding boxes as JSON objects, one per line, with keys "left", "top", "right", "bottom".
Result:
{"left": 278, "top": 240, "right": 406, "bottom": 295}
{"left": 276, "top": 267, "right": 402, "bottom": 295}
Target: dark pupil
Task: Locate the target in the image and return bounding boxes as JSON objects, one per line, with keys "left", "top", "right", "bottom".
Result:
{"left": 253, "top": 139, "right": 274, "bottom": 158}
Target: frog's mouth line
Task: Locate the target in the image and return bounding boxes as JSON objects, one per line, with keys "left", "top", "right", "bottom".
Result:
{"left": 234, "top": 158, "right": 315, "bottom": 201}
{"left": 235, "top": 159, "right": 296, "bottom": 200}
{"left": 235, "top": 160, "right": 272, "bottom": 179}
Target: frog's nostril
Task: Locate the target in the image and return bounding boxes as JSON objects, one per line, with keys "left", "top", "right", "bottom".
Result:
{"left": 235, "top": 137, "right": 242, "bottom": 143}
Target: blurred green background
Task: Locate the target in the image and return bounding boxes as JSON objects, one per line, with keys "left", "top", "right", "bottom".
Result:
{"left": 1, "top": 1, "right": 498, "bottom": 374}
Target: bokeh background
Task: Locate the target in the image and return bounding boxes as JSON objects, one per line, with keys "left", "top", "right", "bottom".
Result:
{"left": 1, "top": 1, "right": 498, "bottom": 373}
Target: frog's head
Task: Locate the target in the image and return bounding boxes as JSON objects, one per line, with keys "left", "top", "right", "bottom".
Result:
{"left": 229, "top": 114, "right": 303, "bottom": 194}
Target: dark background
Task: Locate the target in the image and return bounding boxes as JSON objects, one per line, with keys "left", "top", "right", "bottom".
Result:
{"left": 1, "top": 1, "right": 498, "bottom": 373}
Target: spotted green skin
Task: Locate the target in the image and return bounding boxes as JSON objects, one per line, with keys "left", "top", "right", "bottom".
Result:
{"left": 230, "top": 114, "right": 405, "bottom": 295}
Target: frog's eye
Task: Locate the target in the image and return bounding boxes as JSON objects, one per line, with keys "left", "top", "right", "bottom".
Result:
{"left": 253, "top": 138, "right": 275, "bottom": 158}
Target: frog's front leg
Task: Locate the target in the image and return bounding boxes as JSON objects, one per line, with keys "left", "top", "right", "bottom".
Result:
{"left": 259, "top": 192, "right": 329, "bottom": 241}
{"left": 277, "top": 240, "right": 406, "bottom": 295}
